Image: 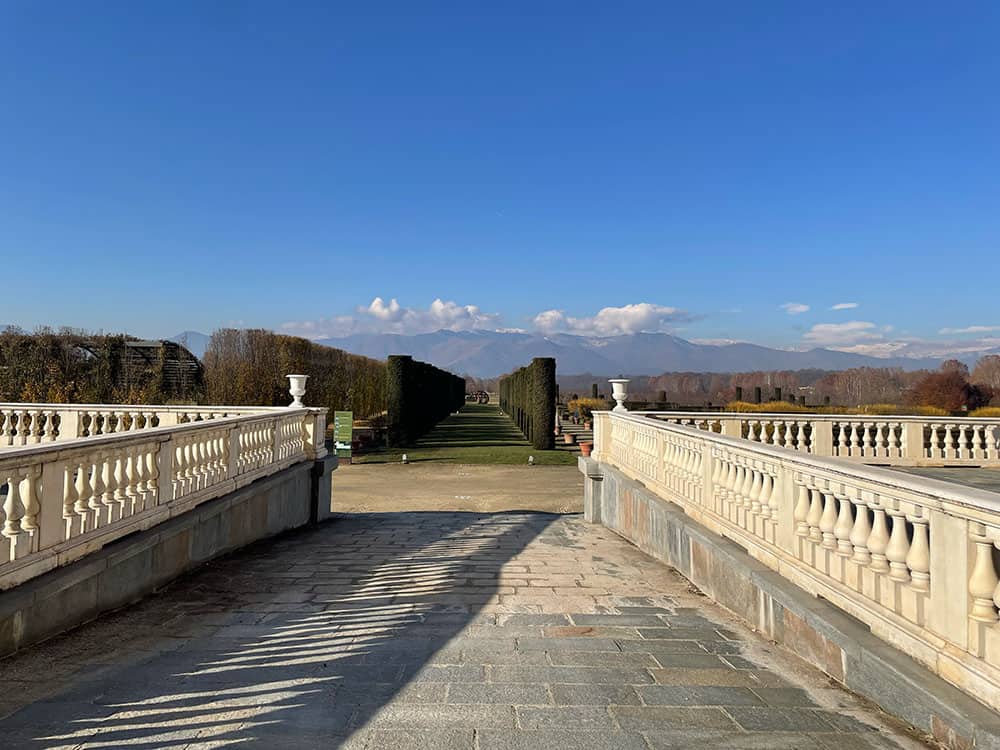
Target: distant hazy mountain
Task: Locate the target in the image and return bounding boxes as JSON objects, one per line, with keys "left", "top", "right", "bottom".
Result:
{"left": 316, "top": 330, "right": 951, "bottom": 377}
{"left": 170, "top": 331, "right": 210, "bottom": 359}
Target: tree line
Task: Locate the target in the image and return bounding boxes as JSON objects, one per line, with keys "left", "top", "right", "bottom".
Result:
{"left": 499, "top": 357, "right": 556, "bottom": 450}
{"left": 558, "top": 357, "right": 1000, "bottom": 412}
{"left": 0, "top": 327, "right": 388, "bottom": 418}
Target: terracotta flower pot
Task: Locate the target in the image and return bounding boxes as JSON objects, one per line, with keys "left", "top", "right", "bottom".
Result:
{"left": 580, "top": 441, "right": 593, "bottom": 457}
{"left": 584, "top": 420, "right": 593, "bottom": 431}
{"left": 564, "top": 433, "right": 576, "bottom": 444}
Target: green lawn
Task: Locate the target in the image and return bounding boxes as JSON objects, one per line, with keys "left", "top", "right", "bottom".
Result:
{"left": 354, "top": 403, "right": 578, "bottom": 465}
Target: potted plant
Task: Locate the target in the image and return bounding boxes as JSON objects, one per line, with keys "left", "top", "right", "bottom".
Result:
{"left": 580, "top": 441, "right": 593, "bottom": 457}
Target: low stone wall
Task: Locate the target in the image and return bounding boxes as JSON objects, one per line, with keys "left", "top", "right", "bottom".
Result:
{"left": 579, "top": 457, "right": 1000, "bottom": 750}
{"left": 0, "top": 455, "right": 336, "bottom": 657}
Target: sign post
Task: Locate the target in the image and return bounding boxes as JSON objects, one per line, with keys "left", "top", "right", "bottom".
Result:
{"left": 333, "top": 411, "right": 353, "bottom": 462}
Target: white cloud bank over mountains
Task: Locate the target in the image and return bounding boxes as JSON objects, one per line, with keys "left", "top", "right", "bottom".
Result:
{"left": 533, "top": 303, "right": 690, "bottom": 336}
{"left": 279, "top": 297, "right": 999, "bottom": 360}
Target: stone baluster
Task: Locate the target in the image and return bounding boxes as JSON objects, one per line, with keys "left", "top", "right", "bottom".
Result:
{"left": 849, "top": 493, "right": 872, "bottom": 564}
{"left": 956, "top": 425, "right": 969, "bottom": 460}
{"left": 760, "top": 472, "right": 776, "bottom": 519}
{"left": 749, "top": 467, "right": 763, "bottom": 514}
{"left": 836, "top": 423, "right": 849, "bottom": 456}
{"left": 944, "top": 425, "right": 956, "bottom": 460}
{"left": 124, "top": 447, "right": 138, "bottom": 514}
{"left": 849, "top": 423, "right": 861, "bottom": 458}
{"left": 885, "top": 511, "right": 912, "bottom": 583}
{"left": 793, "top": 482, "right": 810, "bottom": 536}
{"left": 867, "top": 503, "right": 891, "bottom": 573}
{"left": 888, "top": 423, "right": 902, "bottom": 458}
{"left": 834, "top": 489, "right": 854, "bottom": 556}
{"left": 972, "top": 426, "right": 984, "bottom": 460}
{"left": 819, "top": 486, "right": 838, "bottom": 550}
{"left": 873, "top": 423, "right": 885, "bottom": 457}
{"left": 968, "top": 527, "right": 999, "bottom": 622}
{"left": 796, "top": 421, "right": 808, "bottom": 452}
{"left": 906, "top": 514, "right": 930, "bottom": 592}
{"left": 89, "top": 453, "right": 106, "bottom": 522}
{"left": 987, "top": 426, "right": 998, "bottom": 461}
{"left": 102, "top": 450, "right": 118, "bottom": 521}
{"left": 146, "top": 443, "right": 160, "bottom": 502}
{"left": 806, "top": 485, "right": 824, "bottom": 543}
{"left": 134, "top": 446, "right": 149, "bottom": 508}
{"left": 2, "top": 470, "right": 25, "bottom": 539}
{"left": 740, "top": 462, "right": 754, "bottom": 510}
{"left": 21, "top": 466, "right": 41, "bottom": 534}
{"left": 929, "top": 424, "right": 942, "bottom": 459}
{"left": 861, "top": 423, "right": 873, "bottom": 456}
{"left": 113, "top": 453, "right": 128, "bottom": 516}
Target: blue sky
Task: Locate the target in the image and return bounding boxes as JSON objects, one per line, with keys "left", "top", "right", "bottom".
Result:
{"left": 3, "top": 2, "right": 999, "bottom": 357}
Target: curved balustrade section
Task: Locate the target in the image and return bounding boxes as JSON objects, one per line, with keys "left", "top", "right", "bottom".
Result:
{"left": 593, "top": 410, "right": 1000, "bottom": 711}
{"left": 636, "top": 411, "right": 1000, "bottom": 466}
{"left": 0, "top": 407, "right": 326, "bottom": 589}
{"left": 0, "top": 403, "right": 288, "bottom": 447}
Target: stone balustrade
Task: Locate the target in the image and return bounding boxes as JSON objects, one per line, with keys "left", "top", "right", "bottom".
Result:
{"left": 0, "top": 407, "right": 327, "bottom": 590}
{"left": 592, "top": 410, "right": 1000, "bottom": 711}
{"left": 635, "top": 411, "right": 1000, "bottom": 466}
{"left": 0, "top": 403, "right": 290, "bottom": 447}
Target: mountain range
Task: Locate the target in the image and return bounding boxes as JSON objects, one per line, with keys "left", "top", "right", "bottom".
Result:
{"left": 169, "top": 329, "right": 997, "bottom": 377}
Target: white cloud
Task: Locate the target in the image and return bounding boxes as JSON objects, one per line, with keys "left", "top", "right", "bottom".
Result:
{"left": 781, "top": 302, "right": 810, "bottom": 315}
{"left": 281, "top": 297, "right": 502, "bottom": 338}
{"left": 938, "top": 325, "right": 1000, "bottom": 335}
{"left": 802, "top": 320, "right": 882, "bottom": 346}
{"left": 532, "top": 303, "right": 690, "bottom": 336}
{"left": 830, "top": 302, "right": 859, "bottom": 310}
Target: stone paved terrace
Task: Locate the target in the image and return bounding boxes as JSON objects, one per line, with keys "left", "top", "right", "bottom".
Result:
{"left": 0, "top": 509, "right": 930, "bottom": 749}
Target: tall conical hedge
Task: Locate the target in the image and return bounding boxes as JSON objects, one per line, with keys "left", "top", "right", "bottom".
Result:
{"left": 498, "top": 357, "right": 556, "bottom": 450}
{"left": 386, "top": 354, "right": 465, "bottom": 447}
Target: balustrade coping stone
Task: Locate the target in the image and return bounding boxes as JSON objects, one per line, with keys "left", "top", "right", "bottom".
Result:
{"left": 599, "top": 411, "right": 1000, "bottom": 515}
{"left": 0, "top": 402, "right": 291, "bottom": 412}
{"left": 631, "top": 410, "right": 1000, "bottom": 425}
{"left": 582, "top": 459, "right": 1000, "bottom": 750}
{"left": 0, "top": 406, "right": 326, "bottom": 460}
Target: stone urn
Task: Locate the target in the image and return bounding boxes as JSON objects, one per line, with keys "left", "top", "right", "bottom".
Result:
{"left": 287, "top": 374, "right": 309, "bottom": 408}
{"left": 609, "top": 378, "right": 630, "bottom": 413}
{"left": 579, "top": 441, "right": 593, "bottom": 457}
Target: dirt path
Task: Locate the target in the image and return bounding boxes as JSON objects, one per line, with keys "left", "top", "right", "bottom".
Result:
{"left": 333, "top": 462, "right": 584, "bottom": 514}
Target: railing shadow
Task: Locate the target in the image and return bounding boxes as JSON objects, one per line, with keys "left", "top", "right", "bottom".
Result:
{"left": 0, "top": 510, "right": 560, "bottom": 748}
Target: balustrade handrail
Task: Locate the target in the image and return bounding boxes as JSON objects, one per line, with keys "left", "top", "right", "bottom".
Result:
{"left": 604, "top": 411, "right": 1000, "bottom": 514}
{"left": 0, "top": 407, "right": 327, "bottom": 590}
{"left": 632, "top": 409, "right": 1000, "bottom": 424}
{"left": 0, "top": 401, "right": 286, "bottom": 412}
{"left": 627, "top": 410, "right": 1000, "bottom": 467}
{"left": 592, "top": 409, "right": 1000, "bottom": 711}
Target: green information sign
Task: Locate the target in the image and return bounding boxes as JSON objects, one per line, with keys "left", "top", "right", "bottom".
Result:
{"left": 334, "top": 411, "right": 353, "bottom": 460}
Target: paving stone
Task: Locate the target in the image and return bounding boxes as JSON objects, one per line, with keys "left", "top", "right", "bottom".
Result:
{"left": 551, "top": 684, "right": 641, "bottom": 705}
{"left": 617, "top": 639, "right": 706, "bottom": 654}
{"left": 724, "top": 707, "right": 840, "bottom": 732}
{"left": 649, "top": 668, "right": 793, "bottom": 688}
{"left": 612, "top": 705, "right": 740, "bottom": 731}
{"left": 571, "top": 613, "right": 670, "bottom": 627}
{"left": 751, "top": 687, "right": 817, "bottom": 706}
{"left": 517, "top": 637, "right": 621, "bottom": 652}
{"left": 490, "top": 666, "right": 654, "bottom": 684}
{"left": 644, "top": 730, "right": 827, "bottom": 749}
{"left": 0, "top": 511, "right": 928, "bottom": 749}
{"left": 367, "top": 703, "right": 515, "bottom": 728}
{"left": 446, "top": 683, "right": 551, "bottom": 705}
{"left": 368, "top": 728, "right": 474, "bottom": 750}
{"left": 516, "top": 705, "right": 617, "bottom": 729}
{"left": 638, "top": 685, "right": 764, "bottom": 706}
{"left": 547, "top": 651, "right": 659, "bottom": 667}
{"left": 477, "top": 729, "right": 650, "bottom": 750}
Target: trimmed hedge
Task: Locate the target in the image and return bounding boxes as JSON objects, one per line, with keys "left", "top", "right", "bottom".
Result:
{"left": 386, "top": 355, "right": 465, "bottom": 447}
{"left": 498, "top": 357, "right": 556, "bottom": 450}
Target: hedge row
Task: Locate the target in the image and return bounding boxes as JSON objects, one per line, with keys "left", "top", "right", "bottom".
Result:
{"left": 498, "top": 357, "right": 556, "bottom": 450}
{"left": 386, "top": 354, "right": 465, "bottom": 447}
{"left": 204, "top": 329, "right": 386, "bottom": 418}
